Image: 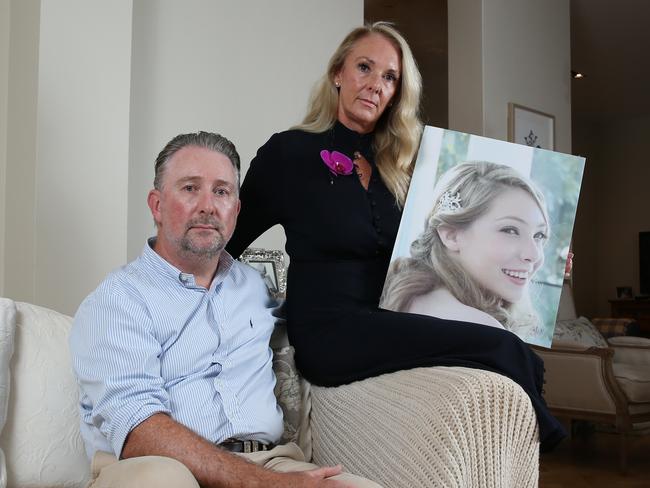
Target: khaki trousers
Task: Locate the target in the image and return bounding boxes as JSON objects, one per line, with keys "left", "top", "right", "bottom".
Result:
{"left": 88, "top": 443, "right": 382, "bottom": 488}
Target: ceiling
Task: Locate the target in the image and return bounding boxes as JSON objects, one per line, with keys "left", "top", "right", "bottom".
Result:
{"left": 571, "top": 0, "right": 650, "bottom": 122}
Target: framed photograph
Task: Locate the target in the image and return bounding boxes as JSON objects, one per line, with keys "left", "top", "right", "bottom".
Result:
{"left": 616, "top": 286, "right": 633, "bottom": 300}
{"left": 508, "top": 103, "right": 555, "bottom": 150}
{"left": 239, "top": 248, "right": 287, "bottom": 298}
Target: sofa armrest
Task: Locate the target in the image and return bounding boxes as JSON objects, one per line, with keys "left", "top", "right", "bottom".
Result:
{"left": 309, "top": 367, "right": 539, "bottom": 488}
{"left": 1, "top": 301, "right": 89, "bottom": 488}
{"left": 608, "top": 336, "right": 650, "bottom": 366}
{"left": 0, "top": 298, "right": 17, "bottom": 488}
{"left": 534, "top": 345, "right": 624, "bottom": 415}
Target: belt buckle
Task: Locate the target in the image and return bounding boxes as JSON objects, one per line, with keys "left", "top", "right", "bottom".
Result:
{"left": 221, "top": 438, "right": 269, "bottom": 453}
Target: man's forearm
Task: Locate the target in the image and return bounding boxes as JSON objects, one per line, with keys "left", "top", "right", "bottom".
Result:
{"left": 121, "top": 413, "right": 273, "bottom": 487}
{"left": 120, "top": 413, "right": 348, "bottom": 488}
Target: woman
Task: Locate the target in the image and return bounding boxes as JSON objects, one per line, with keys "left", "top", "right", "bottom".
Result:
{"left": 382, "top": 161, "right": 550, "bottom": 343}
{"left": 226, "top": 22, "right": 565, "bottom": 451}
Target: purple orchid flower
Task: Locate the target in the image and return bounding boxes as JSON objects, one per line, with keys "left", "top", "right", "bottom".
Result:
{"left": 320, "top": 150, "right": 354, "bottom": 176}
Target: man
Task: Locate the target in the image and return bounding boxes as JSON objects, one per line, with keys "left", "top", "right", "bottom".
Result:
{"left": 70, "top": 132, "right": 380, "bottom": 488}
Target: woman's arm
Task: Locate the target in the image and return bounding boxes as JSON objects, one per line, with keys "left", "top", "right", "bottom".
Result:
{"left": 228, "top": 134, "right": 285, "bottom": 258}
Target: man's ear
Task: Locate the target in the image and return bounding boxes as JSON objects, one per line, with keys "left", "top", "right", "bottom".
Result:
{"left": 147, "top": 189, "right": 162, "bottom": 225}
{"left": 437, "top": 224, "right": 461, "bottom": 252}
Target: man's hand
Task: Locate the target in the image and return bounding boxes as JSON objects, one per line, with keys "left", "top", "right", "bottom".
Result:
{"left": 277, "top": 464, "right": 356, "bottom": 487}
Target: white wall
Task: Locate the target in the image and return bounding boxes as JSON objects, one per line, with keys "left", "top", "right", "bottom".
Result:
{"left": 127, "top": 0, "right": 363, "bottom": 260}
{"left": 32, "top": 0, "right": 133, "bottom": 314}
{"left": 0, "top": 0, "right": 9, "bottom": 297}
{"left": 1, "top": 0, "right": 363, "bottom": 315}
{"left": 449, "top": 0, "right": 572, "bottom": 154}
{"left": 3, "top": 0, "right": 40, "bottom": 303}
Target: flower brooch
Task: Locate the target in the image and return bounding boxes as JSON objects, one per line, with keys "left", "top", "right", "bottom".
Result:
{"left": 320, "top": 150, "right": 354, "bottom": 177}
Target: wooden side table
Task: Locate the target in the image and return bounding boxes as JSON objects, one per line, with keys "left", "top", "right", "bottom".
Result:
{"left": 609, "top": 299, "right": 650, "bottom": 336}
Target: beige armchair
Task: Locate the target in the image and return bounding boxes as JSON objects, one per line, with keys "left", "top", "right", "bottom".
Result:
{"left": 533, "top": 284, "right": 650, "bottom": 472}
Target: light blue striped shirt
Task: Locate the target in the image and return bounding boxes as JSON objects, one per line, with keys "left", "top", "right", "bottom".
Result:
{"left": 70, "top": 239, "right": 284, "bottom": 459}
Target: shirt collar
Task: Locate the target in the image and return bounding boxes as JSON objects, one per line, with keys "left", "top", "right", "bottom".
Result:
{"left": 143, "top": 237, "right": 235, "bottom": 290}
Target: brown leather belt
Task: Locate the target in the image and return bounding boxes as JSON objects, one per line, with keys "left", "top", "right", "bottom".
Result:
{"left": 218, "top": 438, "right": 275, "bottom": 453}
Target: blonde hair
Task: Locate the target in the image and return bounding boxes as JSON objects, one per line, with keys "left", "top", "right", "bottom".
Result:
{"left": 381, "top": 162, "right": 550, "bottom": 334}
{"left": 294, "top": 22, "right": 423, "bottom": 207}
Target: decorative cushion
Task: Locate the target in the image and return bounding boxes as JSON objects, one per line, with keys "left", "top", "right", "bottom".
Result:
{"left": 591, "top": 318, "right": 640, "bottom": 338}
{"left": 0, "top": 298, "right": 17, "bottom": 488}
{"left": 553, "top": 316, "right": 608, "bottom": 348}
{"left": 270, "top": 311, "right": 312, "bottom": 459}
{"left": 272, "top": 344, "right": 312, "bottom": 459}
{"left": 0, "top": 302, "right": 89, "bottom": 488}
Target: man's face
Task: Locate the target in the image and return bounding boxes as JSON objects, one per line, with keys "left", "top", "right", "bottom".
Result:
{"left": 148, "top": 145, "right": 240, "bottom": 265}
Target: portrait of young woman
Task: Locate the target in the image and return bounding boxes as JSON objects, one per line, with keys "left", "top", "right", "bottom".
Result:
{"left": 381, "top": 161, "right": 551, "bottom": 343}
{"left": 380, "top": 127, "right": 585, "bottom": 346}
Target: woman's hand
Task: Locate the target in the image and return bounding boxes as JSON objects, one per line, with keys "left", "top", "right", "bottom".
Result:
{"left": 564, "top": 251, "right": 574, "bottom": 279}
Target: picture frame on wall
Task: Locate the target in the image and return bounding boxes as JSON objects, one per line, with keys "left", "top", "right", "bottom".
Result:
{"left": 508, "top": 103, "right": 555, "bottom": 150}
{"left": 238, "top": 248, "right": 287, "bottom": 298}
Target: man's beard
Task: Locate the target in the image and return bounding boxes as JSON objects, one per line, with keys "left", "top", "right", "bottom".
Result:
{"left": 178, "top": 217, "right": 226, "bottom": 261}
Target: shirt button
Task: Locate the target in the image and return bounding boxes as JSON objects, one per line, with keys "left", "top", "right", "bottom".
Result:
{"left": 370, "top": 200, "right": 377, "bottom": 207}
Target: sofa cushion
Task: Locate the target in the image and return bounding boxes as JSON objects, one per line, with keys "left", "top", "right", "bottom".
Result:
{"left": 612, "top": 363, "right": 650, "bottom": 403}
{"left": 0, "top": 298, "right": 17, "bottom": 488}
{"left": 553, "top": 316, "right": 608, "bottom": 348}
{"left": 0, "top": 301, "right": 89, "bottom": 488}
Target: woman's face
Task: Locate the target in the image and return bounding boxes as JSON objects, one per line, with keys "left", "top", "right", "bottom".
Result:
{"left": 450, "top": 188, "right": 547, "bottom": 303}
{"left": 334, "top": 33, "right": 401, "bottom": 134}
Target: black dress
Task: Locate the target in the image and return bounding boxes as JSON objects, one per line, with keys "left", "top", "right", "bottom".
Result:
{"left": 226, "top": 121, "right": 566, "bottom": 451}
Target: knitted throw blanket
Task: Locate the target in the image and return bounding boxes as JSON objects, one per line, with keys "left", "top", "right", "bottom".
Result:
{"left": 310, "top": 366, "right": 539, "bottom": 488}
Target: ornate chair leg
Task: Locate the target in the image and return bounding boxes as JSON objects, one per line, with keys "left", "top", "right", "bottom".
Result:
{"left": 618, "top": 432, "right": 628, "bottom": 475}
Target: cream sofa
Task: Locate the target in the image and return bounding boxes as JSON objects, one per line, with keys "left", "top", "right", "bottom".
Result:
{"left": 0, "top": 297, "right": 540, "bottom": 487}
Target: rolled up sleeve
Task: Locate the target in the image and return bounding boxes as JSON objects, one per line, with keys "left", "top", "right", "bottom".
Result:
{"left": 70, "top": 283, "right": 171, "bottom": 457}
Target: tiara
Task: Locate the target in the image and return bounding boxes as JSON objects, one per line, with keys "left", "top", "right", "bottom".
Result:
{"left": 437, "top": 191, "right": 462, "bottom": 213}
